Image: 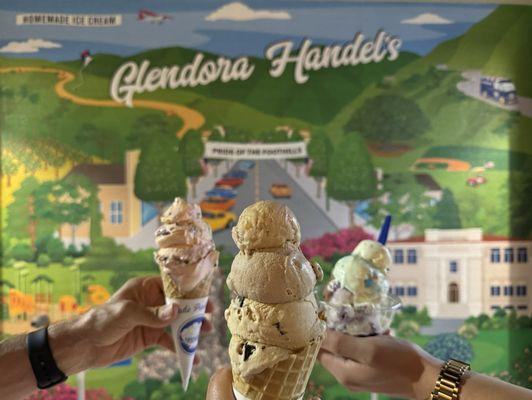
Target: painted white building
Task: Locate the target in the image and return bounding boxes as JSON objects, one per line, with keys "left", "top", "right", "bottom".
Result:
{"left": 388, "top": 228, "right": 531, "bottom": 318}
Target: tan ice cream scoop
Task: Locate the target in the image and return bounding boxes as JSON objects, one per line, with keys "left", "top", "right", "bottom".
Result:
{"left": 231, "top": 201, "right": 301, "bottom": 253}
{"left": 225, "top": 294, "right": 325, "bottom": 350}
{"left": 229, "top": 335, "right": 293, "bottom": 380}
{"left": 227, "top": 244, "right": 322, "bottom": 304}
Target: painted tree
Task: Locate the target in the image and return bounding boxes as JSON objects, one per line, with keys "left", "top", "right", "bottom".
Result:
{"left": 6, "top": 177, "right": 43, "bottom": 245}
{"left": 34, "top": 177, "right": 92, "bottom": 246}
{"left": 64, "top": 173, "right": 102, "bottom": 241}
{"left": 307, "top": 130, "right": 332, "bottom": 198}
{"left": 326, "top": 133, "right": 377, "bottom": 226}
{"left": 179, "top": 130, "right": 205, "bottom": 198}
{"left": 367, "top": 173, "right": 435, "bottom": 236}
{"left": 128, "top": 114, "right": 173, "bottom": 148}
{"left": 289, "top": 130, "right": 306, "bottom": 177}
{"left": 2, "top": 152, "right": 18, "bottom": 187}
{"left": 433, "top": 189, "right": 462, "bottom": 229}
{"left": 346, "top": 94, "right": 430, "bottom": 143}
{"left": 75, "top": 123, "right": 120, "bottom": 162}
{"left": 134, "top": 137, "right": 187, "bottom": 219}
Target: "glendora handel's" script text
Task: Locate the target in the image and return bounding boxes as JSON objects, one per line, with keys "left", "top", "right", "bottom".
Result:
{"left": 110, "top": 31, "right": 401, "bottom": 106}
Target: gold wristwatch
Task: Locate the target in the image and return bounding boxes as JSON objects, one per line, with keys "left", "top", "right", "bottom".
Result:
{"left": 430, "top": 358, "right": 471, "bottom": 400}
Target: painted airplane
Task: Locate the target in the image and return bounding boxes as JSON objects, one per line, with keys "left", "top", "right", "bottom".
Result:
{"left": 138, "top": 9, "right": 172, "bottom": 24}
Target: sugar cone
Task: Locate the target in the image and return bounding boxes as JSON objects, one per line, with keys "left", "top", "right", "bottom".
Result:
{"left": 232, "top": 335, "right": 323, "bottom": 400}
{"left": 161, "top": 269, "right": 215, "bottom": 390}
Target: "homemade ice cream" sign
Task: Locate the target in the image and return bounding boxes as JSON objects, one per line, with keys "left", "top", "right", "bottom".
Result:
{"left": 204, "top": 141, "right": 307, "bottom": 160}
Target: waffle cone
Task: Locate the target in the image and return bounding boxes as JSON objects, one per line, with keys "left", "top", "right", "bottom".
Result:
{"left": 232, "top": 335, "right": 323, "bottom": 400}
{"left": 161, "top": 269, "right": 214, "bottom": 299}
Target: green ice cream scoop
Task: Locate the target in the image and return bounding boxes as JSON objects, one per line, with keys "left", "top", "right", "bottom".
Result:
{"left": 331, "top": 240, "right": 391, "bottom": 304}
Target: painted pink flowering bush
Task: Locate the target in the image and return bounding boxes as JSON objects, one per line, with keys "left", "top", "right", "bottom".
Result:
{"left": 301, "top": 227, "right": 373, "bottom": 261}
{"left": 25, "top": 383, "right": 113, "bottom": 400}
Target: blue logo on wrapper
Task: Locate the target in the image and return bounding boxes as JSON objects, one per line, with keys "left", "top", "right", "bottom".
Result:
{"left": 178, "top": 316, "right": 205, "bottom": 354}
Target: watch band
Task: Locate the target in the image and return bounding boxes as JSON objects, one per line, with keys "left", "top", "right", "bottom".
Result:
{"left": 26, "top": 327, "right": 68, "bottom": 389}
{"left": 430, "top": 358, "right": 470, "bottom": 400}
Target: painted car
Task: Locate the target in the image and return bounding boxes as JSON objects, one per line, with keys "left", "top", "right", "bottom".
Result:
{"left": 270, "top": 183, "right": 293, "bottom": 198}
{"left": 200, "top": 197, "right": 236, "bottom": 211}
{"left": 203, "top": 211, "right": 237, "bottom": 232}
{"left": 215, "top": 177, "right": 244, "bottom": 188}
{"left": 467, "top": 176, "right": 487, "bottom": 187}
{"left": 205, "top": 187, "right": 237, "bottom": 199}
{"left": 237, "top": 160, "right": 255, "bottom": 170}
{"left": 223, "top": 169, "right": 248, "bottom": 179}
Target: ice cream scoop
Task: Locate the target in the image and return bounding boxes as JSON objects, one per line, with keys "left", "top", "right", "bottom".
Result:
{"left": 225, "top": 294, "right": 325, "bottom": 350}
{"left": 161, "top": 198, "right": 202, "bottom": 225}
{"left": 155, "top": 220, "right": 212, "bottom": 248}
{"left": 227, "top": 244, "right": 321, "bottom": 304}
{"left": 351, "top": 239, "right": 392, "bottom": 272}
{"left": 229, "top": 335, "right": 293, "bottom": 380}
{"left": 231, "top": 201, "right": 301, "bottom": 253}
{"left": 331, "top": 253, "right": 389, "bottom": 304}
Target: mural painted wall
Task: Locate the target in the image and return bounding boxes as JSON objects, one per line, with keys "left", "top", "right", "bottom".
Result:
{"left": 1, "top": 1, "right": 531, "bottom": 398}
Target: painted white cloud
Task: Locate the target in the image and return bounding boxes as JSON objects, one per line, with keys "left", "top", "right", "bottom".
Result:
{"left": 401, "top": 13, "right": 453, "bottom": 25}
{"left": 0, "top": 38, "right": 62, "bottom": 53}
{"left": 206, "top": 2, "right": 291, "bottom": 22}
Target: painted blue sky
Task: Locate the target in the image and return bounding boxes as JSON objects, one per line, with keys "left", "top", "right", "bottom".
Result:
{"left": 0, "top": 1, "right": 496, "bottom": 60}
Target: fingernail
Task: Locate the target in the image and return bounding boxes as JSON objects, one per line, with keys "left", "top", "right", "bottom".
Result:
{"left": 159, "top": 304, "right": 175, "bottom": 321}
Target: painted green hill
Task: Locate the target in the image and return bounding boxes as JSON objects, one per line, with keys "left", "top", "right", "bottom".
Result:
{"left": 425, "top": 5, "right": 532, "bottom": 96}
{"left": 62, "top": 46, "right": 418, "bottom": 126}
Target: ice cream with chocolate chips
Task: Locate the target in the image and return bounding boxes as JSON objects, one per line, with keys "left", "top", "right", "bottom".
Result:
{"left": 155, "top": 198, "right": 217, "bottom": 297}
{"left": 225, "top": 201, "right": 325, "bottom": 400}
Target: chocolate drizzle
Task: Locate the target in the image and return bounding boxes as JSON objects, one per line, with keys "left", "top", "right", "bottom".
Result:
{"left": 243, "top": 343, "right": 256, "bottom": 361}
{"left": 273, "top": 322, "right": 286, "bottom": 336}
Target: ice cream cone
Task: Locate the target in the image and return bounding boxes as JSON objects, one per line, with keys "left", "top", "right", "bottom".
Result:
{"left": 232, "top": 336, "right": 323, "bottom": 400}
{"left": 154, "top": 198, "right": 219, "bottom": 391}
{"left": 226, "top": 201, "right": 325, "bottom": 400}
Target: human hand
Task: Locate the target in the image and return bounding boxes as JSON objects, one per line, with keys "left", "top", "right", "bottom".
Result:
{"left": 207, "top": 366, "right": 233, "bottom": 400}
{"left": 318, "top": 330, "right": 442, "bottom": 400}
{"left": 48, "top": 276, "right": 213, "bottom": 375}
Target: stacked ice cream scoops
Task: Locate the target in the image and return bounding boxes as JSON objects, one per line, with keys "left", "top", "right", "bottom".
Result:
{"left": 323, "top": 235, "right": 399, "bottom": 336}
{"left": 154, "top": 198, "right": 219, "bottom": 390}
{"left": 225, "top": 201, "right": 326, "bottom": 400}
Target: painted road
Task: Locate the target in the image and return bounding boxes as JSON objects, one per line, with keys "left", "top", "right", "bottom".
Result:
{"left": 212, "top": 160, "right": 337, "bottom": 253}
{"left": 0, "top": 66, "right": 204, "bottom": 137}
{"left": 457, "top": 70, "right": 532, "bottom": 117}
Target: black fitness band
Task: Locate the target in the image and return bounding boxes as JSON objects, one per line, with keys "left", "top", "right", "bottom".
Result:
{"left": 26, "top": 327, "right": 67, "bottom": 389}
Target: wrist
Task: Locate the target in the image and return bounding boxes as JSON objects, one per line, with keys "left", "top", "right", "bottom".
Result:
{"left": 412, "top": 356, "right": 444, "bottom": 400}
{"left": 48, "top": 318, "right": 93, "bottom": 375}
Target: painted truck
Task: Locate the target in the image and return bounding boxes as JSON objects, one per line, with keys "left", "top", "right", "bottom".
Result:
{"left": 480, "top": 76, "right": 517, "bottom": 105}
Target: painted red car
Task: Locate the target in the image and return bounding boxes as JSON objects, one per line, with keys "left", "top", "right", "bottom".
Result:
{"left": 215, "top": 177, "right": 243, "bottom": 188}
{"left": 466, "top": 176, "right": 487, "bottom": 187}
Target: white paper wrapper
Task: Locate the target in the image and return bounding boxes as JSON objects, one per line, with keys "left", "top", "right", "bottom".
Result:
{"left": 232, "top": 386, "right": 304, "bottom": 400}
{"left": 166, "top": 296, "right": 209, "bottom": 391}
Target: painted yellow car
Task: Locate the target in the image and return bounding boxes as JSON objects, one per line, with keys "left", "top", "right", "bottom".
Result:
{"left": 203, "top": 210, "right": 237, "bottom": 232}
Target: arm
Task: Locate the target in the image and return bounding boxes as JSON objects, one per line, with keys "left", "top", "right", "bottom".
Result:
{"left": 319, "top": 330, "right": 532, "bottom": 400}
{"left": 0, "top": 276, "right": 212, "bottom": 400}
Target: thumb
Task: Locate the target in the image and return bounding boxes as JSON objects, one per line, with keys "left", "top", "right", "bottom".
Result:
{"left": 117, "top": 301, "right": 179, "bottom": 328}
{"left": 207, "top": 366, "right": 233, "bottom": 400}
